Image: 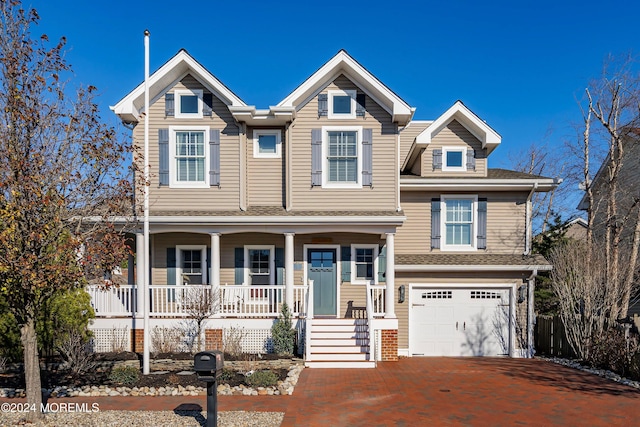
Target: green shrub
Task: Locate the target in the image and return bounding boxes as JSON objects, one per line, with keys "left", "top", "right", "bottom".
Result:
{"left": 245, "top": 370, "right": 278, "bottom": 388}
{"left": 271, "top": 303, "right": 296, "bottom": 355}
{"left": 109, "top": 365, "right": 140, "bottom": 385}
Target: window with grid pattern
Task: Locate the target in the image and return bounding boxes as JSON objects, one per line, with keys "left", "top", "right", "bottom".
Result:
{"left": 445, "top": 199, "right": 473, "bottom": 246}
{"left": 175, "top": 131, "right": 205, "bottom": 182}
{"left": 328, "top": 130, "right": 358, "bottom": 183}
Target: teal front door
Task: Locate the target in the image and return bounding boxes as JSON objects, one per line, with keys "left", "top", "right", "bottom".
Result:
{"left": 308, "top": 249, "right": 337, "bottom": 316}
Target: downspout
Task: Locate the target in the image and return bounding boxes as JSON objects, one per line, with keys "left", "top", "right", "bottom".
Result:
{"left": 527, "top": 268, "right": 538, "bottom": 358}
{"left": 396, "top": 123, "right": 408, "bottom": 212}
{"left": 286, "top": 121, "right": 292, "bottom": 211}
{"left": 523, "top": 182, "right": 538, "bottom": 255}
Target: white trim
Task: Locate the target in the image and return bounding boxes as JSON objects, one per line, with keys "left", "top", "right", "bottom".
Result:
{"left": 174, "top": 89, "right": 203, "bottom": 119}
{"left": 328, "top": 89, "right": 356, "bottom": 119}
{"left": 253, "top": 129, "right": 282, "bottom": 159}
{"left": 169, "top": 125, "right": 210, "bottom": 188}
{"left": 350, "top": 244, "right": 379, "bottom": 285}
{"left": 442, "top": 146, "right": 467, "bottom": 172}
{"left": 303, "top": 244, "right": 341, "bottom": 317}
{"left": 322, "top": 125, "right": 363, "bottom": 189}
{"left": 244, "top": 245, "right": 275, "bottom": 286}
{"left": 440, "top": 194, "right": 478, "bottom": 252}
{"left": 400, "top": 178, "right": 559, "bottom": 192}
{"left": 176, "top": 245, "right": 207, "bottom": 285}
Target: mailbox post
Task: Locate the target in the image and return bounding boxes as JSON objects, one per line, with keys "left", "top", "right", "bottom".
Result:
{"left": 194, "top": 350, "right": 224, "bottom": 427}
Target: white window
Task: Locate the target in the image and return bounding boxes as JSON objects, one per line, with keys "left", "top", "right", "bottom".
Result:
{"left": 175, "top": 89, "right": 203, "bottom": 118}
{"left": 322, "top": 126, "right": 362, "bottom": 188}
{"left": 328, "top": 90, "right": 356, "bottom": 119}
{"left": 441, "top": 195, "right": 477, "bottom": 251}
{"left": 244, "top": 245, "right": 275, "bottom": 286}
{"left": 169, "top": 126, "right": 209, "bottom": 188}
{"left": 351, "top": 244, "right": 379, "bottom": 284}
{"left": 442, "top": 147, "right": 467, "bottom": 172}
{"left": 253, "top": 129, "right": 281, "bottom": 158}
{"left": 176, "top": 246, "right": 207, "bottom": 285}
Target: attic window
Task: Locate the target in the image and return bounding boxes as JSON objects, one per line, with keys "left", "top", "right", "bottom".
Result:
{"left": 442, "top": 147, "right": 467, "bottom": 172}
{"left": 328, "top": 90, "right": 356, "bottom": 119}
{"left": 175, "top": 89, "right": 203, "bottom": 118}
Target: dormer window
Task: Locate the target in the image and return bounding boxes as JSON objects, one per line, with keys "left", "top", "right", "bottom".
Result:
{"left": 328, "top": 90, "right": 356, "bottom": 119}
{"left": 175, "top": 89, "right": 203, "bottom": 118}
{"left": 442, "top": 147, "right": 467, "bottom": 172}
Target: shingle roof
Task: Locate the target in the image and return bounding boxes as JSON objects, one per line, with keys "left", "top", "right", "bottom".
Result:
{"left": 151, "top": 206, "right": 405, "bottom": 217}
{"left": 396, "top": 253, "right": 550, "bottom": 267}
{"left": 400, "top": 168, "right": 552, "bottom": 180}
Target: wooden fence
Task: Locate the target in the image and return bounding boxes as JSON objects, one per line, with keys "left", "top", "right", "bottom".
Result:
{"left": 534, "top": 315, "right": 577, "bottom": 358}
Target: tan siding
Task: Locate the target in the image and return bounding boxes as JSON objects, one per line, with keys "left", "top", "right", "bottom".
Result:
{"left": 151, "top": 233, "right": 210, "bottom": 285}
{"left": 246, "top": 127, "right": 285, "bottom": 207}
{"left": 399, "top": 121, "right": 431, "bottom": 166}
{"left": 290, "top": 75, "right": 397, "bottom": 211}
{"left": 397, "top": 191, "right": 527, "bottom": 255}
{"left": 133, "top": 75, "right": 241, "bottom": 213}
{"left": 421, "top": 120, "right": 487, "bottom": 177}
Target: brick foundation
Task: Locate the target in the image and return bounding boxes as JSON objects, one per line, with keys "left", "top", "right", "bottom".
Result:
{"left": 381, "top": 329, "right": 398, "bottom": 361}
{"left": 205, "top": 329, "right": 223, "bottom": 350}
{"left": 132, "top": 328, "right": 144, "bottom": 353}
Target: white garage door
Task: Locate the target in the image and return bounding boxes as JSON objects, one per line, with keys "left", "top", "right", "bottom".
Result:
{"left": 410, "top": 287, "right": 511, "bottom": 357}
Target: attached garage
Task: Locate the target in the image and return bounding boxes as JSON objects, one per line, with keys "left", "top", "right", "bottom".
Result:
{"left": 409, "top": 285, "right": 513, "bottom": 357}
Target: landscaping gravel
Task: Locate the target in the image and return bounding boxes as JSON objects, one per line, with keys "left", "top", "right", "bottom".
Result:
{"left": 541, "top": 356, "right": 640, "bottom": 389}
{"left": 0, "top": 410, "right": 284, "bottom": 426}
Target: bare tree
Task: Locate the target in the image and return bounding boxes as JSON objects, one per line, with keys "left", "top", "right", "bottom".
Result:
{"left": 182, "top": 286, "right": 219, "bottom": 352}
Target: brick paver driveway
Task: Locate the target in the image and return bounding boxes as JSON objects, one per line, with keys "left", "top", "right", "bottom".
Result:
{"left": 282, "top": 357, "right": 640, "bottom": 426}
{"left": 3, "top": 358, "right": 638, "bottom": 426}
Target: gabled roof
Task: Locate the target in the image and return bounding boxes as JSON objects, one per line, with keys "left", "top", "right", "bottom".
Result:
{"left": 402, "top": 101, "right": 502, "bottom": 171}
{"left": 277, "top": 50, "right": 415, "bottom": 125}
{"left": 110, "top": 49, "right": 246, "bottom": 123}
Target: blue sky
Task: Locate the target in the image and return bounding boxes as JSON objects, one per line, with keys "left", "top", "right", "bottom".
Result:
{"left": 28, "top": 0, "right": 640, "bottom": 173}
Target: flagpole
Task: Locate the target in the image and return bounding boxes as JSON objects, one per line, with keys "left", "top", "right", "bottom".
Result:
{"left": 143, "top": 29, "right": 151, "bottom": 375}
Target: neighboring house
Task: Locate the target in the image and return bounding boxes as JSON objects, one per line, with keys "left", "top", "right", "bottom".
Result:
{"left": 91, "top": 49, "right": 558, "bottom": 367}
{"left": 578, "top": 134, "right": 640, "bottom": 318}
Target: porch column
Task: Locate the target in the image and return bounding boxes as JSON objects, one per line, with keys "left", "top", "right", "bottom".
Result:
{"left": 209, "top": 233, "right": 222, "bottom": 312}
{"left": 385, "top": 232, "right": 396, "bottom": 318}
{"left": 135, "top": 232, "right": 145, "bottom": 319}
{"left": 285, "top": 232, "right": 295, "bottom": 309}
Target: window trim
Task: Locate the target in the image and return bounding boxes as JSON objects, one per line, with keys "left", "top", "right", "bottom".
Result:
{"left": 328, "top": 89, "right": 357, "bottom": 119}
{"left": 176, "top": 245, "right": 207, "bottom": 285}
{"left": 440, "top": 195, "right": 478, "bottom": 252}
{"left": 253, "top": 129, "right": 282, "bottom": 159}
{"left": 442, "top": 146, "right": 468, "bottom": 172}
{"left": 322, "top": 125, "right": 363, "bottom": 189}
{"left": 350, "top": 244, "right": 379, "bottom": 285}
{"left": 175, "top": 89, "right": 203, "bottom": 119}
{"left": 169, "top": 125, "right": 210, "bottom": 189}
{"left": 244, "top": 245, "right": 275, "bottom": 285}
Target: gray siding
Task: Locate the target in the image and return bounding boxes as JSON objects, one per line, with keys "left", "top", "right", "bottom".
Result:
{"left": 246, "top": 127, "right": 285, "bottom": 207}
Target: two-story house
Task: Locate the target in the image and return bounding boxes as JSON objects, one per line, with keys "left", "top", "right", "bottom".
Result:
{"left": 90, "top": 49, "right": 557, "bottom": 367}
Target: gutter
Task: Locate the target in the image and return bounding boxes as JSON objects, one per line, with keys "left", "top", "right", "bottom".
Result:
{"left": 395, "top": 264, "right": 552, "bottom": 272}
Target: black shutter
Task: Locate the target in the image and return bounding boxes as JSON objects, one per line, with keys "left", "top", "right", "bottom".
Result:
{"left": 466, "top": 149, "right": 476, "bottom": 171}
{"left": 362, "top": 128, "right": 373, "bottom": 187}
{"left": 311, "top": 129, "right": 322, "bottom": 186}
{"left": 234, "top": 248, "right": 244, "bottom": 285}
{"left": 158, "top": 129, "right": 169, "bottom": 186}
{"left": 341, "top": 246, "right": 351, "bottom": 283}
{"left": 356, "top": 93, "right": 366, "bottom": 117}
{"left": 209, "top": 129, "right": 220, "bottom": 187}
{"left": 203, "top": 93, "right": 213, "bottom": 117}
{"left": 477, "top": 198, "right": 487, "bottom": 249}
{"left": 318, "top": 93, "right": 328, "bottom": 117}
{"left": 433, "top": 149, "right": 442, "bottom": 170}
{"left": 431, "top": 198, "right": 441, "bottom": 249}
{"left": 165, "top": 93, "right": 174, "bottom": 117}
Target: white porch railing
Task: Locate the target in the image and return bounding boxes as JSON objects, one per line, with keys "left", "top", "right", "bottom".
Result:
{"left": 369, "top": 284, "right": 386, "bottom": 318}
{"left": 88, "top": 284, "right": 309, "bottom": 319}
{"left": 88, "top": 284, "right": 137, "bottom": 316}
{"left": 305, "top": 279, "right": 314, "bottom": 362}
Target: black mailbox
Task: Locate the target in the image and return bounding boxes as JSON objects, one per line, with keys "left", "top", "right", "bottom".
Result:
{"left": 194, "top": 350, "right": 224, "bottom": 381}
